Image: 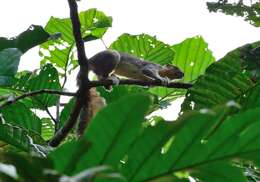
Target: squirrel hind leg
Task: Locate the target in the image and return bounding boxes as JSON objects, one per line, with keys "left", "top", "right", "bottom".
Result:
{"left": 142, "top": 68, "right": 169, "bottom": 86}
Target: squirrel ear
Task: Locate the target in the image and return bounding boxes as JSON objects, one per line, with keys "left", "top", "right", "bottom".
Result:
{"left": 165, "top": 63, "right": 173, "bottom": 68}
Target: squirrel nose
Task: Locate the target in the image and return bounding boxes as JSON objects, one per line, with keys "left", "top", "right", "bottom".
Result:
{"left": 178, "top": 71, "right": 184, "bottom": 78}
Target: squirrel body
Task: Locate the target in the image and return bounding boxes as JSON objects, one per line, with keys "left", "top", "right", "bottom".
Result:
{"left": 89, "top": 50, "right": 184, "bottom": 85}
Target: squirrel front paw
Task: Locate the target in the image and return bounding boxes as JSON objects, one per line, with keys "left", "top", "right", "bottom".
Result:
{"left": 108, "top": 74, "right": 120, "bottom": 85}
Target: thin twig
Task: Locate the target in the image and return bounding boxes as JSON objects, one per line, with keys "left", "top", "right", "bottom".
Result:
{"left": 100, "top": 38, "right": 108, "bottom": 49}
{"left": 0, "top": 89, "right": 76, "bottom": 109}
{"left": 45, "top": 106, "right": 58, "bottom": 125}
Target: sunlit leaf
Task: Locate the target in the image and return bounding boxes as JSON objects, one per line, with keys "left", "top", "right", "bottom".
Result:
{"left": 41, "top": 118, "right": 55, "bottom": 140}
{"left": 181, "top": 50, "right": 253, "bottom": 111}
{"left": 110, "top": 33, "right": 174, "bottom": 65}
{"left": 40, "top": 9, "right": 112, "bottom": 73}
{"left": 172, "top": 36, "right": 215, "bottom": 82}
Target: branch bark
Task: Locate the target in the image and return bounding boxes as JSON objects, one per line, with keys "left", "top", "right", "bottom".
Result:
{"left": 49, "top": 0, "right": 90, "bottom": 147}
{"left": 89, "top": 79, "right": 192, "bottom": 89}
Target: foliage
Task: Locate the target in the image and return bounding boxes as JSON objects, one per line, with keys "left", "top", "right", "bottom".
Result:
{"left": 207, "top": 0, "right": 260, "bottom": 27}
{"left": 0, "top": 1, "right": 260, "bottom": 182}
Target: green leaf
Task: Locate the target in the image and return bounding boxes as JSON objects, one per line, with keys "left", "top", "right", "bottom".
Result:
{"left": 110, "top": 33, "right": 174, "bottom": 65}
{"left": 119, "top": 119, "right": 189, "bottom": 181}
{"left": 12, "top": 71, "right": 33, "bottom": 91}
{"left": 109, "top": 33, "right": 182, "bottom": 101}
{"left": 79, "top": 8, "right": 112, "bottom": 41}
{"left": 1, "top": 153, "right": 56, "bottom": 181}
{"left": 41, "top": 118, "right": 55, "bottom": 140}
{"left": 59, "top": 98, "right": 76, "bottom": 129}
{"left": 207, "top": 1, "right": 260, "bottom": 27}
{"left": 1, "top": 102, "right": 42, "bottom": 133}
{"left": 0, "top": 122, "right": 47, "bottom": 155}
{"left": 66, "top": 166, "right": 125, "bottom": 182}
{"left": 27, "top": 64, "right": 61, "bottom": 109}
{"left": 181, "top": 51, "right": 253, "bottom": 111}
{"left": 238, "top": 83, "right": 260, "bottom": 112}
{"left": 172, "top": 36, "right": 215, "bottom": 82}
{"left": 192, "top": 162, "right": 246, "bottom": 182}
{"left": 48, "top": 139, "right": 90, "bottom": 175}
{"left": 97, "top": 85, "right": 148, "bottom": 104}
{"left": 121, "top": 105, "right": 260, "bottom": 181}
{"left": 40, "top": 9, "right": 112, "bottom": 72}
{"left": 0, "top": 48, "right": 22, "bottom": 86}
{"left": 75, "top": 94, "right": 151, "bottom": 173}
{"left": 0, "top": 25, "right": 50, "bottom": 53}
{"left": 49, "top": 94, "right": 151, "bottom": 175}
{"left": 232, "top": 41, "right": 260, "bottom": 81}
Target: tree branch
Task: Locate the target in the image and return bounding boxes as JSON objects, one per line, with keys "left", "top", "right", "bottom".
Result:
{"left": 45, "top": 106, "right": 58, "bottom": 126}
{"left": 0, "top": 89, "right": 76, "bottom": 109}
{"left": 89, "top": 79, "right": 193, "bottom": 89}
{"left": 0, "top": 79, "right": 192, "bottom": 110}
{"left": 49, "top": 0, "right": 90, "bottom": 147}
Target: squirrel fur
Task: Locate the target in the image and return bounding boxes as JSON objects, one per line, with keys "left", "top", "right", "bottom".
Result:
{"left": 88, "top": 50, "right": 184, "bottom": 88}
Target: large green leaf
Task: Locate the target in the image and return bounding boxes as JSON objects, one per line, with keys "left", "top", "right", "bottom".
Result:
{"left": 109, "top": 33, "right": 183, "bottom": 103}
{"left": 49, "top": 94, "right": 151, "bottom": 175}
{"left": 110, "top": 33, "right": 174, "bottom": 65}
{"left": 172, "top": 36, "right": 215, "bottom": 82}
{"left": 121, "top": 105, "right": 260, "bottom": 181}
{"left": 238, "top": 83, "right": 260, "bottom": 112}
{"left": 0, "top": 25, "right": 50, "bottom": 53}
{"left": 40, "top": 9, "right": 112, "bottom": 72}
{"left": 0, "top": 122, "right": 47, "bottom": 155}
{"left": 192, "top": 162, "right": 246, "bottom": 182}
{"left": 97, "top": 85, "right": 148, "bottom": 104}
{"left": 5, "top": 64, "right": 61, "bottom": 110}
{"left": 25, "top": 64, "right": 61, "bottom": 109}
{"left": 151, "top": 36, "right": 216, "bottom": 105}
{"left": 1, "top": 153, "right": 123, "bottom": 182}
{"left": 181, "top": 51, "right": 253, "bottom": 111}
{"left": 1, "top": 102, "right": 41, "bottom": 133}
{"left": 232, "top": 41, "right": 260, "bottom": 81}
{"left": 75, "top": 94, "right": 151, "bottom": 172}
{"left": 0, "top": 48, "right": 22, "bottom": 86}
{"left": 48, "top": 139, "right": 90, "bottom": 175}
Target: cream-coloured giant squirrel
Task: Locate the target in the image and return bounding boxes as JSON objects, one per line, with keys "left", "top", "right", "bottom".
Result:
{"left": 88, "top": 50, "right": 184, "bottom": 89}
{"left": 77, "top": 50, "right": 184, "bottom": 136}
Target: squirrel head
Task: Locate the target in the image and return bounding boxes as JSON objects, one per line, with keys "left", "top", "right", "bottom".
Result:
{"left": 159, "top": 64, "right": 184, "bottom": 80}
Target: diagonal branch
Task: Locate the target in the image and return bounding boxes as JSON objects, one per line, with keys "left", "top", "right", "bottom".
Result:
{"left": 49, "top": 0, "right": 90, "bottom": 147}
